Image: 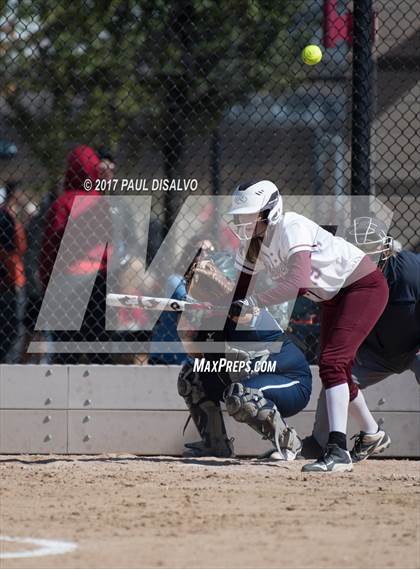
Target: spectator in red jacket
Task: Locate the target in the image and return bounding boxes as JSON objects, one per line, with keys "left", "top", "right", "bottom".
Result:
{"left": 40, "top": 145, "right": 113, "bottom": 363}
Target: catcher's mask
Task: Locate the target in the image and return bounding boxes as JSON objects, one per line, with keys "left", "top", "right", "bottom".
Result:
{"left": 346, "top": 217, "right": 393, "bottom": 270}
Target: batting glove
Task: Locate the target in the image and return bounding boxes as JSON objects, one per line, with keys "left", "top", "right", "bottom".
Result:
{"left": 229, "top": 296, "right": 258, "bottom": 319}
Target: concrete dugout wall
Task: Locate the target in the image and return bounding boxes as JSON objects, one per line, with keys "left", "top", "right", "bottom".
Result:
{"left": 0, "top": 365, "right": 418, "bottom": 456}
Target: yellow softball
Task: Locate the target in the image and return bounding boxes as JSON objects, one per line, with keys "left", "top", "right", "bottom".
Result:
{"left": 301, "top": 45, "right": 323, "bottom": 65}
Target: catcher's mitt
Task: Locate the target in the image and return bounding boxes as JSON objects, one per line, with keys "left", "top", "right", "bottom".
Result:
{"left": 185, "top": 259, "right": 235, "bottom": 304}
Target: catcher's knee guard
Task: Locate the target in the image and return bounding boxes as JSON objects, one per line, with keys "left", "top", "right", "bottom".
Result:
{"left": 177, "top": 361, "right": 205, "bottom": 404}
{"left": 178, "top": 362, "right": 234, "bottom": 458}
{"left": 224, "top": 383, "right": 301, "bottom": 458}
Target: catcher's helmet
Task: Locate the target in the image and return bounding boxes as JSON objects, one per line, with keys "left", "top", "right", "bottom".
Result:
{"left": 346, "top": 217, "right": 393, "bottom": 269}
{"left": 227, "top": 180, "right": 283, "bottom": 241}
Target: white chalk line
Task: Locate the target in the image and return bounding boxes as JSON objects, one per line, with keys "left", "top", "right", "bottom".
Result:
{"left": 0, "top": 535, "right": 77, "bottom": 559}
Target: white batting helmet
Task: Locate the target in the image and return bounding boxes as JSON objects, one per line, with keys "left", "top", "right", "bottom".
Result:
{"left": 227, "top": 180, "right": 283, "bottom": 240}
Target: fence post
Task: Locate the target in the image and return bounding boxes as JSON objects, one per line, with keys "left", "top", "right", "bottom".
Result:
{"left": 351, "top": 0, "right": 374, "bottom": 218}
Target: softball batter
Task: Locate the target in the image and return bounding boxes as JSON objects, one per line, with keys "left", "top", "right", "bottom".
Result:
{"left": 227, "top": 180, "right": 390, "bottom": 472}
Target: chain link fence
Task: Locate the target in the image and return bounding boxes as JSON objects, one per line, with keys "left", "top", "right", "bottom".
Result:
{"left": 0, "top": 0, "right": 418, "bottom": 365}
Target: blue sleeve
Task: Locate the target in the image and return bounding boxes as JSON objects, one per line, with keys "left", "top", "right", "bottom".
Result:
{"left": 387, "top": 252, "right": 420, "bottom": 304}
{"left": 254, "top": 309, "right": 283, "bottom": 332}
{"left": 165, "top": 274, "right": 187, "bottom": 300}
{"left": 228, "top": 308, "right": 283, "bottom": 344}
{"left": 150, "top": 274, "right": 187, "bottom": 364}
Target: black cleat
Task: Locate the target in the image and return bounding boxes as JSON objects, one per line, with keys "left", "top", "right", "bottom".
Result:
{"left": 301, "top": 443, "right": 353, "bottom": 473}
{"left": 183, "top": 439, "right": 235, "bottom": 458}
{"left": 350, "top": 430, "right": 391, "bottom": 462}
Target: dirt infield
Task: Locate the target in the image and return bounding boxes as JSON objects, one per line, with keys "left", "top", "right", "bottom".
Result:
{"left": 1, "top": 455, "right": 419, "bottom": 569}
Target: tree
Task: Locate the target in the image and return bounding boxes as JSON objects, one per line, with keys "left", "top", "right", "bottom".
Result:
{"left": 1, "top": 0, "right": 304, "bottom": 210}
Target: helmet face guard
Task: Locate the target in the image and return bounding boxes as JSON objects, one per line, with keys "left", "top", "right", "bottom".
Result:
{"left": 227, "top": 211, "right": 269, "bottom": 241}
{"left": 347, "top": 217, "right": 394, "bottom": 269}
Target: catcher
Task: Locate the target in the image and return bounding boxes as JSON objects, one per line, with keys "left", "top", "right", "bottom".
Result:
{"left": 177, "top": 252, "right": 312, "bottom": 460}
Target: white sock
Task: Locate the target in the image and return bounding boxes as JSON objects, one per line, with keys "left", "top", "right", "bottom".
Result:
{"left": 325, "top": 384, "right": 350, "bottom": 434}
{"left": 349, "top": 391, "right": 378, "bottom": 434}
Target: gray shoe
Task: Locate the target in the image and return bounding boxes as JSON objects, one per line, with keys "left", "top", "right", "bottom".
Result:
{"left": 301, "top": 443, "right": 353, "bottom": 473}
{"left": 350, "top": 430, "right": 391, "bottom": 462}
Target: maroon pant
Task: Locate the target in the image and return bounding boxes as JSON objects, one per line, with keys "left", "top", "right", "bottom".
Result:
{"left": 319, "top": 263, "right": 389, "bottom": 401}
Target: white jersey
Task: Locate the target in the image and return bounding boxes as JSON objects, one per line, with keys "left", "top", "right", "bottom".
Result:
{"left": 235, "top": 212, "right": 365, "bottom": 302}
